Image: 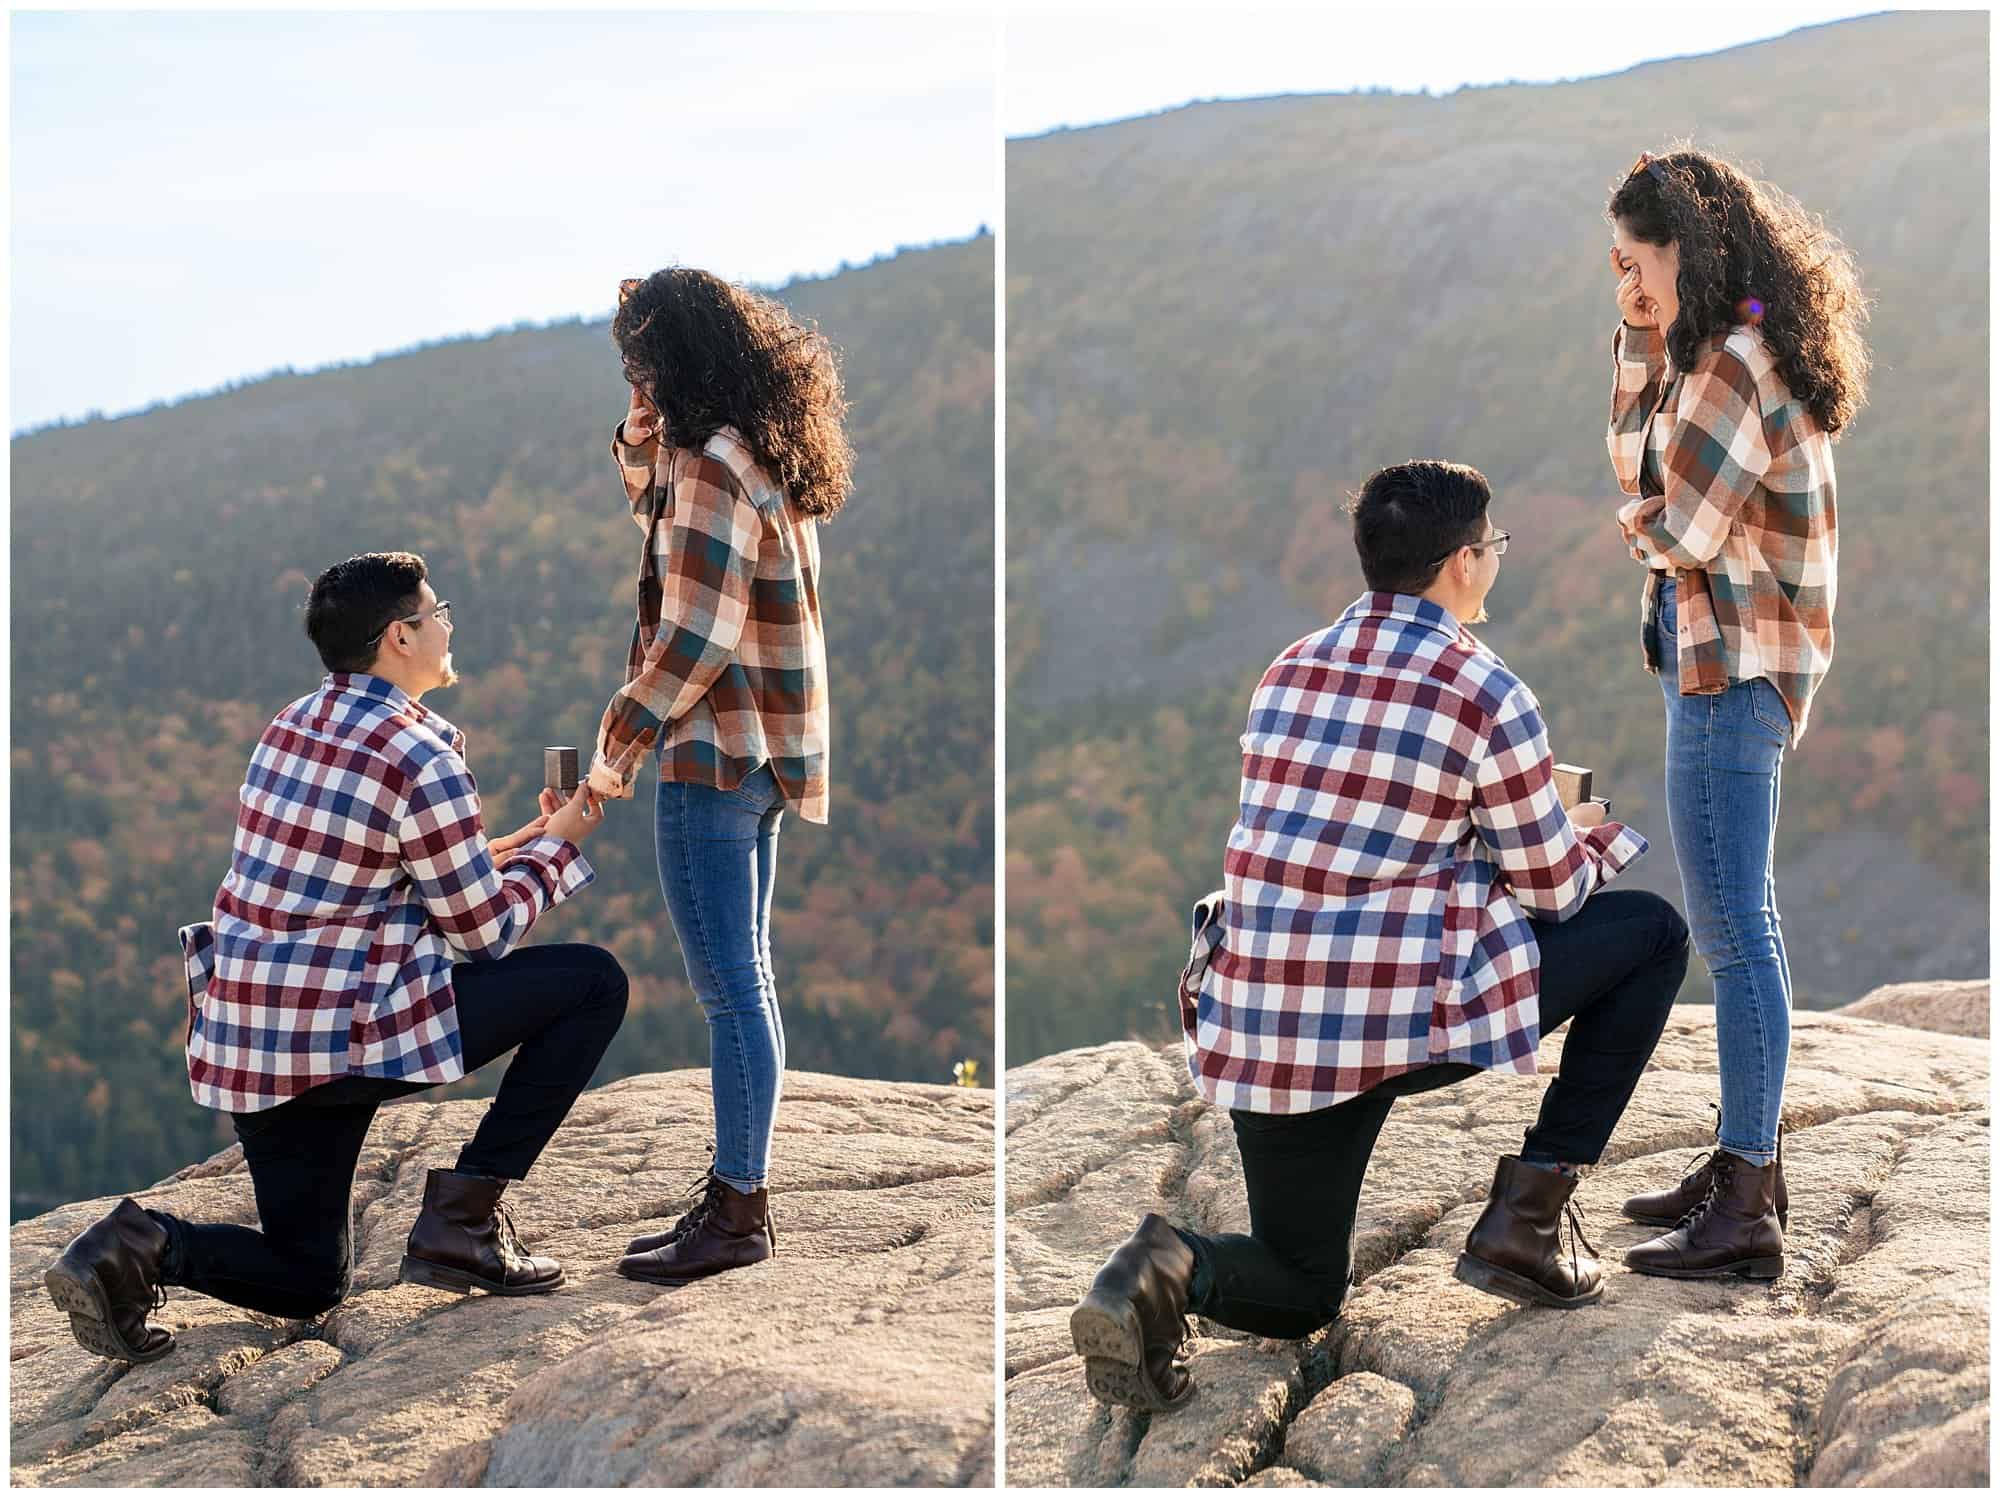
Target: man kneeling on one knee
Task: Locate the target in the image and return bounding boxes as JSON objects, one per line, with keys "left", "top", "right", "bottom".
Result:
{"left": 46, "top": 551, "right": 627, "bottom": 1364}
{"left": 1072, "top": 462, "right": 1690, "bottom": 1412}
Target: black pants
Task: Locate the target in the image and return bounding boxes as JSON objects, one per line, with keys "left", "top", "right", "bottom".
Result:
{"left": 1182, "top": 888, "right": 1688, "bottom": 1339}
{"left": 155, "top": 943, "right": 628, "bottom": 1319}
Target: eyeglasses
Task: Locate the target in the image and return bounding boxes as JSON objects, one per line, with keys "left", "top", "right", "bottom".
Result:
{"left": 1632, "top": 151, "right": 1668, "bottom": 186}
{"left": 619, "top": 277, "right": 643, "bottom": 306}
{"left": 1430, "top": 532, "right": 1510, "bottom": 567}
{"left": 365, "top": 599, "right": 451, "bottom": 649}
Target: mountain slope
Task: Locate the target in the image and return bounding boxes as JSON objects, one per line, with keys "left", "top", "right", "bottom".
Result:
{"left": 1005, "top": 14, "right": 1988, "bottom": 1058}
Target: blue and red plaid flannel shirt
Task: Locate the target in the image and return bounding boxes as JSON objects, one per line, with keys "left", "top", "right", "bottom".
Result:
{"left": 179, "top": 673, "right": 593, "bottom": 1114}
{"left": 1179, "top": 593, "right": 1649, "bottom": 1113}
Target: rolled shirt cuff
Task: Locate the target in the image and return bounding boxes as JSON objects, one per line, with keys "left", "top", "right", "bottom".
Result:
{"left": 1582, "top": 821, "right": 1649, "bottom": 882}
{"left": 517, "top": 833, "right": 595, "bottom": 901}
{"left": 587, "top": 748, "right": 639, "bottom": 799}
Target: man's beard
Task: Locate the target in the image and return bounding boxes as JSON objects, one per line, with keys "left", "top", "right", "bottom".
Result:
{"left": 438, "top": 656, "right": 460, "bottom": 690}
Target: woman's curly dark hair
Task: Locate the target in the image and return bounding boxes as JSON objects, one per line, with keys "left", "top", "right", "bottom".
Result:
{"left": 1609, "top": 146, "right": 1871, "bottom": 436}
{"left": 614, "top": 268, "right": 854, "bottom": 518}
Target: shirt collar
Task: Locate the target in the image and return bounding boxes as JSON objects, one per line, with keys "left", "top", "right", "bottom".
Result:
{"left": 1346, "top": 590, "right": 1467, "bottom": 640}
{"left": 327, "top": 672, "right": 465, "bottom": 747}
{"left": 326, "top": 671, "right": 413, "bottom": 710}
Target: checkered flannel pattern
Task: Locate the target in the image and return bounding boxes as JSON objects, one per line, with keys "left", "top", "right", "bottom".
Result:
{"left": 1608, "top": 322, "right": 1838, "bottom": 745}
{"left": 1180, "top": 595, "right": 1649, "bottom": 1113}
{"left": 179, "top": 674, "right": 593, "bottom": 1113}
{"left": 590, "top": 423, "right": 830, "bottom": 824}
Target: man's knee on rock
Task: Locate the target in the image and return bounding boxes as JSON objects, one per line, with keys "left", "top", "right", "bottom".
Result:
{"left": 1636, "top": 891, "right": 1692, "bottom": 961}
{"left": 297, "top": 1256, "right": 352, "bottom": 1316}
{"left": 589, "top": 946, "right": 629, "bottom": 999}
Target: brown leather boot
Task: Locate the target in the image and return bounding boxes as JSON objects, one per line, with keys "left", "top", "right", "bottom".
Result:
{"left": 399, "top": 1169, "right": 565, "bottom": 1295}
{"left": 617, "top": 1175, "right": 773, "bottom": 1286}
{"left": 1625, "top": 1149, "right": 1784, "bottom": 1280}
{"left": 1454, "top": 1156, "right": 1603, "bottom": 1309}
{"left": 1068, "top": 1214, "right": 1197, "bottom": 1411}
{"left": 45, "top": 1198, "right": 176, "bottom": 1363}
{"left": 626, "top": 1161, "right": 777, "bottom": 1257}
{"left": 1624, "top": 1109, "right": 1788, "bottom": 1229}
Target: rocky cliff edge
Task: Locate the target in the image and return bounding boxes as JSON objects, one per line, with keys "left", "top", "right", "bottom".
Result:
{"left": 12, "top": 1070, "right": 995, "bottom": 1487}
{"left": 1006, "top": 987, "right": 1989, "bottom": 1487}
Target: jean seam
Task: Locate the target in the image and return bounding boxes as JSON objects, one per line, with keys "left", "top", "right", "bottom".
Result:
{"left": 757, "top": 808, "right": 783, "bottom": 1155}
{"left": 1701, "top": 694, "right": 1779, "bottom": 1162}
{"left": 674, "top": 787, "right": 762, "bottom": 1187}
{"left": 670, "top": 787, "right": 739, "bottom": 1182}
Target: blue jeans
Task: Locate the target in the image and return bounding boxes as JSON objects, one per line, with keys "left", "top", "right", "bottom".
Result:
{"left": 1653, "top": 578, "right": 1792, "bottom": 1165}
{"left": 655, "top": 764, "right": 786, "bottom": 1192}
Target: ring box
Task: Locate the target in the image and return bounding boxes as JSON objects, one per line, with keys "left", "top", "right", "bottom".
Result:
{"left": 1553, "top": 763, "right": 1593, "bottom": 810}
{"left": 544, "top": 747, "right": 579, "bottom": 797}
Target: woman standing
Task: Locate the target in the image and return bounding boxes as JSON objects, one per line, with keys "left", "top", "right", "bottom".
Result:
{"left": 1604, "top": 148, "right": 1869, "bottom": 1280}
{"left": 589, "top": 268, "right": 852, "bottom": 1286}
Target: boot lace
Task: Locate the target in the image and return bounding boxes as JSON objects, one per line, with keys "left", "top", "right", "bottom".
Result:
{"left": 673, "top": 1173, "right": 731, "bottom": 1239}
{"left": 1675, "top": 1149, "right": 1737, "bottom": 1231}
{"left": 1562, "top": 1196, "right": 1598, "bottom": 1288}
{"left": 1674, "top": 1102, "right": 1725, "bottom": 1188}
{"left": 493, "top": 1201, "right": 528, "bottom": 1262}
{"left": 660, "top": 1146, "right": 721, "bottom": 1241}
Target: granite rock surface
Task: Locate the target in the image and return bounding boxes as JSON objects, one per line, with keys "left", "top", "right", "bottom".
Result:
{"left": 1005, "top": 988, "right": 1989, "bottom": 1487}
{"left": 12, "top": 1070, "right": 995, "bottom": 1488}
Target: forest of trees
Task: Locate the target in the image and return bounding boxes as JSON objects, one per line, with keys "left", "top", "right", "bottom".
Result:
{"left": 1005, "top": 13, "right": 1988, "bottom": 1063}
{"left": 12, "top": 237, "right": 995, "bottom": 1216}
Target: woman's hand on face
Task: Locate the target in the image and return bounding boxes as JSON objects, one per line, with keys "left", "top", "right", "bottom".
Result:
{"left": 1611, "top": 247, "right": 1656, "bottom": 328}
{"left": 623, "top": 383, "right": 660, "bottom": 445}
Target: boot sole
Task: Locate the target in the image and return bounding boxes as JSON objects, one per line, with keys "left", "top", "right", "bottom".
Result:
{"left": 616, "top": 1264, "right": 707, "bottom": 1287}
{"left": 44, "top": 1258, "right": 174, "bottom": 1363}
{"left": 1069, "top": 1289, "right": 1195, "bottom": 1411}
{"left": 398, "top": 1254, "right": 565, "bottom": 1296}
{"left": 1625, "top": 1255, "right": 1784, "bottom": 1281}
{"left": 1453, "top": 1252, "right": 1602, "bottom": 1310}
{"left": 615, "top": 1252, "right": 769, "bottom": 1288}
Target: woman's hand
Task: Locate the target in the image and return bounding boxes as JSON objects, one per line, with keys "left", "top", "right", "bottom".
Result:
{"left": 1618, "top": 509, "right": 1645, "bottom": 559}
{"left": 1611, "top": 246, "right": 1656, "bottom": 329}
{"left": 1618, "top": 497, "right": 1665, "bottom": 562}
{"left": 622, "top": 383, "right": 660, "bottom": 446}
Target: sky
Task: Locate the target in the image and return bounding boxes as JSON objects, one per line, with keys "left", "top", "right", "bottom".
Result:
{"left": 13, "top": 5, "right": 1903, "bottom": 430}
{"left": 10, "top": 10, "right": 998, "bottom": 431}
{"left": 1003, "top": 5, "right": 1891, "bottom": 137}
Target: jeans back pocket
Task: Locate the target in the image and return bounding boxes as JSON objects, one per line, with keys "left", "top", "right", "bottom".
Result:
{"left": 1748, "top": 678, "right": 1793, "bottom": 739}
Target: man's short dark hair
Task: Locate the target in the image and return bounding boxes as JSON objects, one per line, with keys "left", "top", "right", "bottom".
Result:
{"left": 304, "top": 552, "right": 428, "bottom": 673}
{"left": 1344, "top": 461, "right": 1492, "bottom": 595}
